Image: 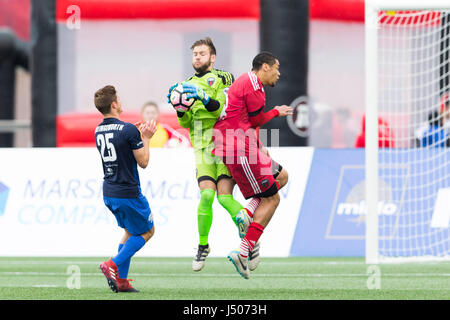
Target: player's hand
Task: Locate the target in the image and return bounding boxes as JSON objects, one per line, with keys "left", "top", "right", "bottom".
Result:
{"left": 167, "top": 83, "right": 178, "bottom": 103}
{"left": 274, "top": 105, "right": 293, "bottom": 117}
{"left": 182, "top": 83, "right": 210, "bottom": 105}
{"left": 139, "top": 120, "right": 157, "bottom": 140}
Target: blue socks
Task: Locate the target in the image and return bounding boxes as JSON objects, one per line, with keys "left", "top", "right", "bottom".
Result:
{"left": 113, "top": 235, "right": 145, "bottom": 279}
{"left": 116, "top": 243, "right": 130, "bottom": 279}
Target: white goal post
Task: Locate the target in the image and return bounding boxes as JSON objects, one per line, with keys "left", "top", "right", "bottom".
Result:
{"left": 365, "top": 0, "right": 450, "bottom": 263}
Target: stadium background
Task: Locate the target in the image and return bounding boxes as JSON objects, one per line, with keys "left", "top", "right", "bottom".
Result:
{"left": 1, "top": 0, "right": 366, "bottom": 149}
{"left": 1, "top": 0, "right": 450, "bottom": 303}
{"left": 0, "top": 0, "right": 370, "bottom": 258}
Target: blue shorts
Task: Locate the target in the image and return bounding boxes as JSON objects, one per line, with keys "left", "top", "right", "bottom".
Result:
{"left": 104, "top": 194, "right": 154, "bottom": 236}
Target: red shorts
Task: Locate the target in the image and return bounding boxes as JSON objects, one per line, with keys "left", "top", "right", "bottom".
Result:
{"left": 223, "top": 147, "right": 282, "bottom": 200}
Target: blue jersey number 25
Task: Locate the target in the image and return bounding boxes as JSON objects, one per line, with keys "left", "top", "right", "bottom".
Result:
{"left": 96, "top": 133, "right": 117, "bottom": 162}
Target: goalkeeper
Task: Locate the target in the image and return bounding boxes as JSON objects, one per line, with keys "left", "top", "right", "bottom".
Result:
{"left": 168, "top": 37, "right": 257, "bottom": 272}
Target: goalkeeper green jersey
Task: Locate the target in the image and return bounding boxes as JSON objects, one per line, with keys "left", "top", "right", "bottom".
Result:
{"left": 177, "top": 69, "right": 234, "bottom": 150}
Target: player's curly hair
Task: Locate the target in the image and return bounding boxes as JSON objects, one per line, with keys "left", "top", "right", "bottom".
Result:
{"left": 190, "top": 37, "right": 216, "bottom": 56}
{"left": 94, "top": 85, "right": 117, "bottom": 115}
{"left": 252, "top": 51, "right": 278, "bottom": 71}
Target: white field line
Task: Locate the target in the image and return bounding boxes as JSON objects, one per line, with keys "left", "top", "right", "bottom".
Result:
{"left": 1, "top": 260, "right": 448, "bottom": 266}
{"left": 31, "top": 284, "right": 59, "bottom": 288}
{"left": 1, "top": 271, "right": 450, "bottom": 278}
{"left": 0, "top": 260, "right": 369, "bottom": 265}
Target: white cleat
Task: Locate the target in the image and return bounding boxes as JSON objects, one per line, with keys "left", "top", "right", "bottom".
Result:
{"left": 248, "top": 241, "right": 260, "bottom": 271}
{"left": 227, "top": 250, "right": 250, "bottom": 279}
{"left": 236, "top": 209, "right": 252, "bottom": 239}
{"left": 192, "top": 244, "right": 210, "bottom": 272}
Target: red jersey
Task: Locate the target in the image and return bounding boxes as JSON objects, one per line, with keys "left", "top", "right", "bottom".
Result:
{"left": 213, "top": 72, "right": 279, "bottom": 157}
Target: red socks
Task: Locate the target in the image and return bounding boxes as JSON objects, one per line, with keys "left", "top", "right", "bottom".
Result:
{"left": 240, "top": 222, "right": 264, "bottom": 258}
{"left": 245, "top": 197, "right": 261, "bottom": 218}
{"left": 240, "top": 198, "right": 263, "bottom": 258}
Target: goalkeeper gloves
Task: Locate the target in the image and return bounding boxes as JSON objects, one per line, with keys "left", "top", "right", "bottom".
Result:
{"left": 166, "top": 83, "right": 178, "bottom": 103}
{"left": 182, "top": 83, "right": 210, "bottom": 105}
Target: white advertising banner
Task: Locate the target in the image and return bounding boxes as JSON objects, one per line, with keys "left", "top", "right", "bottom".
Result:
{"left": 0, "top": 147, "right": 313, "bottom": 257}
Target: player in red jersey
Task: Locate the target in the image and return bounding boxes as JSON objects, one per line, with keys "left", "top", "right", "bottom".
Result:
{"left": 212, "top": 52, "right": 293, "bottom": 278}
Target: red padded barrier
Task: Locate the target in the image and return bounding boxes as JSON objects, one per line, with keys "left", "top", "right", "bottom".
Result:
{"left": 56, "top": 0, "right": 368, "bottom": 22}
{"left": 56, "top": 0, "right": 260, "bottom": 21}
{"left": 57, "top": 112, "right": 188, "bottom": 147}
{"left": 310, "top": 0, "right": 364, "bottom": 22}
{"left": 0, "top": 0, "right": 30, "bottom": 41}
{"left": 54, "top": 0, "right": 369, "bottom": 147}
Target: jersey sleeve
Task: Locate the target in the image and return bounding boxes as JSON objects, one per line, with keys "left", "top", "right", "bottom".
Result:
{"left": 210, "top": 69, "right": 234, "bottom": 117}
{"left": 177, "top": 110, "right": 192, "bottom": 128}
{"left": 245, "top": 88, "right": 266, "bottom": 115}
{"left": 211, "top": 69, "right": 234, "bottom": 100}
{"left": 208, "top": 86, "right": 227, "bottom": 118}
{"left": 245, "top": 87, "right": 279, "bottom": 128}
{"left": 126, "top": 124, "right": 144, "bottom": 150}
{"left": 212, "top": 69, "right": 234, "bottom": 87}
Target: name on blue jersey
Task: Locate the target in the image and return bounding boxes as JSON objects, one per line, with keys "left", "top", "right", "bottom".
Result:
{"left": 95, "top": 124, "right": 125, "bottom": 133}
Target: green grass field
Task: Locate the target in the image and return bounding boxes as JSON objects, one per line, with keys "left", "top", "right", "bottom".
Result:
{"left": 0, "top": 257, "right": 449, "bottom": 300}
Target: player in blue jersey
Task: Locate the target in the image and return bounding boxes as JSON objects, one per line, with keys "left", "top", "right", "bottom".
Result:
{"left": 94, "top": 85, "right": 157, "bottom": 293}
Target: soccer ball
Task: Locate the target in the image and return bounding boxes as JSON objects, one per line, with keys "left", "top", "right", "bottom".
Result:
{"left": 170, "top": 84, "right": 195, "bottom": 112}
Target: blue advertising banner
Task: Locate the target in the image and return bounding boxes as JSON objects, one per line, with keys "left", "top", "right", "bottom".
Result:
{"left": 290, "top": 148, "right": 450, "bottom": 257}
{"left": 290, "top": 149, "right": 366, "bottom": 256}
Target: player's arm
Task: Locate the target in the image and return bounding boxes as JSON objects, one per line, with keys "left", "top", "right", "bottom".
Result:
{"left": 176, "top": 109, "right": 192, "bottom": 128}
{"left": 246, "top": 90, "right": 292, "bottom": 127}
{"left": 212, "top": 69, "right": 235, "bottom": 88}
{"left": 205, "top": 70, "right": 234, "bottom": 115}
{"left": 245, "top": 90, "right": 279, "bottom": 127}
{"left": 249, "top": 104, "right": 293, "bottom": 127}
{"left": 211, "top": 71, "right": 234, "bottom": 116}
{"left": 132, "top": 120, "right": 157, "bottom": 168}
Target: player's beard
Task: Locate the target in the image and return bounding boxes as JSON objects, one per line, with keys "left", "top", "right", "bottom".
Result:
{"left": 193, "top": 59, "right": 212, "bottom": 74}
{"left": 267, "top": 81, "right": 276, "bottom": 88}
{"left": 269, "top": 76, "right": 279, "bottom": 87}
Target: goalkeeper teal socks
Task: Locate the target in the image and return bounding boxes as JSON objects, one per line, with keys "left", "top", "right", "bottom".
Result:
{"left": 217, "top": 194, "right": 243, "bottom": 226}
{"left": 198, "top": 189, "right": 215, "bottom": 246}
{"left": 113, "top": 235, "right": 145, "bottom": 278}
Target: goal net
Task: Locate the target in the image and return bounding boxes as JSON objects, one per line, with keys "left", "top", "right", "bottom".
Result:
{"left": 365, "top": 1, "right": 450, "bottom": 263}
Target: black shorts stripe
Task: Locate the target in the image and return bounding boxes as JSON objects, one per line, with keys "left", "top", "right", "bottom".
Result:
{"left": 272, "top": 162, "right": 282, "bottom": 179}
{"left": 244, "top": 182, "right": 279, "bottom": 200}
{"left": 197, "top": 176, "right": 217, "bottom": 185}
{"left": 217, "top": 174, "right": 232, "bottom": 182}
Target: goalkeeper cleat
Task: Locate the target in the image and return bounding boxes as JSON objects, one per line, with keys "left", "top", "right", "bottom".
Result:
{"left": 248, "top": 241, "right": 260, "bottom": 271}
{"left": 192, "top": 244, "right": 210, "bottom": 272}
{"left": 236, "top": 209, "right": 252, "bottom": 239}
{"left": 227, "top": 250, "right": 250, "bottom": 279}
{"left": 99, "top": 258, "right": 119, "bottom": 293}
{"left": 117, "top": 278, "right": 139, "bottom": 293}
